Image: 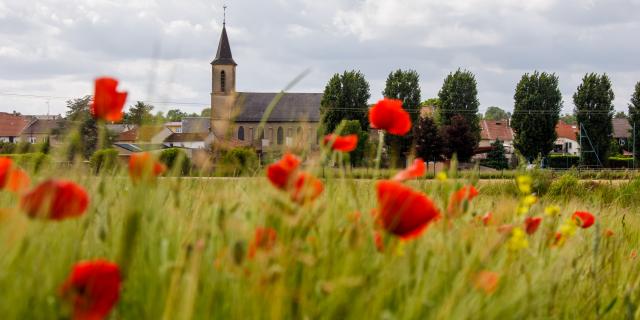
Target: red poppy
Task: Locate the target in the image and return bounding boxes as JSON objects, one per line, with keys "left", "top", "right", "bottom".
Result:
{"left": 392, "top": 158, "right": 426, "bottom": 182}
{"left": 374, "top": 231, "right": 384, "bottom": 252}
{"left": 60, "top": 260, "right": 121, "bottom": 320}
{"left": 248, "top": 227, "right": 277, "bottom": 259}
{"left": 323, "top": 134, "right": 358, "bottom": 152}
{"left": 0, "top": 157, "right": 30, "bottom": 193}
{"left": 0, "top": 157, "right": 12, "bottom": 187}
{"left": 376, "top": 180, "right": 441, "bottom": 240}
{"left": 474, "top": 271, "right": 500, "bottom": 294}
{"left": 91, "top": 77, "right": 128, "bottom": 122}
{"left": 291, "top": 172, "right": 324, "bottom": 204}
{"left": 524, "top": 216, "right": 542, "bottom": 235}
{"left": 368, "top": 99, "right": 411, "bottom": 136}
{"left": 266, "top": 153, "right": 301, "bottom": 190}
{"left": 447, "top": 185, "right": 479, "bottom": 215}
{"left": 572, "top": 211, "right": 595, "bottom": 229}
{"left": 481, "top": 212, "right": 493, "bottom": 226}
{"left": 129, "top": 152, "right": 166, "bottom": 183}
{"left": 21, "top": 180, "right": 89, "bottom": 220}
{"left": 605, "top": 229, "right": 614, "bottom": 238}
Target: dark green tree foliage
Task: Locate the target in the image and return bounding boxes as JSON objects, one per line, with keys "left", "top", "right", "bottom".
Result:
{"left": 414, "top": 115, "right": 442, "bottom": 162}
{"left": 320, "top": 70, "right": 371, "bottom": 133}
{"left": 483, "top": 139, "right": 509, "bottom": 170}
{"left": 628, "top": 82, "right": 640, "bottom": 160}
{"left": 440, "top": 115, "right": 476, "bottom": 162}
{"left": 65, "top": 96, "right": 99, "bottom": 159}
{"left": 382, "top": 69, "right": 421, "bottom": 167}
{"left": 339, "top": 119, "right": 369, "bottom": 167}
{"left": 437, "top": 69, "right": 481, "bottom": 145}
{"left": 560, "top": 113, "right": 577, "bottom": 125}
{"left": 201, "top": 108, "right": 212, "bottom": 117}
{"left": 484, "top": 106, "right": 509, "bottom": 120}
{"left": 124, "top": 101, "right": 155, "bottom": 125}
{"left": 573, "top": 73, "right": 615, "bottom": 166}
{"left": 166, "top": 109, "right": 198, "bottom": 122}
{"left": 511, "top": 72, "right": 562, "bottom": 162}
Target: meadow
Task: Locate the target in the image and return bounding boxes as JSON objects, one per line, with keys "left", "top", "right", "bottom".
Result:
{"left": 2, "top": 162, "right": 640, "bottom": 320}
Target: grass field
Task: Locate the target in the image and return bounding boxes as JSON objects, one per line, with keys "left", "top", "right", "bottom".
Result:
{"left": 2, "top": 162, "right": 640, "bottom": 320}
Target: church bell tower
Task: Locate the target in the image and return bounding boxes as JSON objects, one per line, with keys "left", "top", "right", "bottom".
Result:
{"left": 210, "top": 6, "right": 237, "bottom": 138}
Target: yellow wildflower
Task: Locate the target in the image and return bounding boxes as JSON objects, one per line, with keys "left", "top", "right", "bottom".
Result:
{"left": 523, "top": 195, "right": 538, "bottom": 206}
{"left": 436, "top": 171, "right": 448, "bottom": 181}
{"left": 545, "top": 205, "right": 561, "bottom": 217}
{"left": 507, "top": 227, "right": 529, "bottom": 251}
{"left": 516, "top": 176, "right": 532, "bottom": 194}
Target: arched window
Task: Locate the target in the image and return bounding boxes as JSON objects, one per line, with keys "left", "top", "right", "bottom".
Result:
{"left": 249, "top": 128, "right": 254, "bottom": 142}
{"left": 220, "top": 70, "right": 226, "bottom": 92}
{"left": 277, "top": 127, "right": 284, "bottom": 145}
{"left": 238, "top": 126, "right": 245, "bottom": 141}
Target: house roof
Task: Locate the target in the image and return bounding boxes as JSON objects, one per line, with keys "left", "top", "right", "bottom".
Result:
{"left": 113, "top": 143, "right": 165, "bottom": 152}
{"left": 117, "top": 126, "right": 164, "bottom": 142}
{"left": 22, "top": 119, "right": 64, "bottom": 135}
{"left": 480, "top": 119, "right": 513, "bottom": 141}
{"left": 0, "top": 112, "right": 33, "bottom": 137}
{"left": 211, "top": 25, "right": 237, "bottom": 66}
{"left": 556, "top": 121, "right": 578, "bottom": 141}
{"left": 182, "top": 117, "right": 210, "bottom": 133}
{"left": 164, "top": 132, "right": 210, "bottom": 143}
{"left": 225, "top": 92, "right": 323, "bottom": 122}
{"left": 612, "top": 118, "right": 631, "bottom": 138}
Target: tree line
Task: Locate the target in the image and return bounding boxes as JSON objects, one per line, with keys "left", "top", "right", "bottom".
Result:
{"left": 320, "top": 69, "right": 640, "bottom": 168}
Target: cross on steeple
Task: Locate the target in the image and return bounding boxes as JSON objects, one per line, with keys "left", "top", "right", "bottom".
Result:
{"left": 223, "top": 1, "right": 227, "bottom": 26}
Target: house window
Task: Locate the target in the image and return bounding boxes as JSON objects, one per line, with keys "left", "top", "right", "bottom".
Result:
{"left": 220, "top": 70, "right": 226, "bottom": 92}
{"left": 29, "top": 137, "right": 37, "bottom": 144}
{"left": 249, "top": 128, "right": 254, "bottom": 142}
{"left": 277, "top": 127, "right": 284, "bottom": 145}
{"left": 238, "top": 126, "right": 245, "bottom": 141}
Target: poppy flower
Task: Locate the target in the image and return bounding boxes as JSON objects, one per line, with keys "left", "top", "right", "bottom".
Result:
{"left": 60, "top": 260, "right": 121, "bottom": 320}
{"left": 20, "top": 180, "right": 89, "bottom": 220}
{"left": 248, "top": 227, "right": 277, "bottom": 259}
{"left": 0, "top": 157, "right": 30, "bottom": 193}
{"left": 392, "top": 158, "right": 426, "bottom": 182}
{"left": 374, "top": 231, "right": 384, "bottom": 252}
{"left": 266, "top": 153, "right": 301, "bottom": 190}
{"left": 91, "top": 77, "right": 128, "bottom": 122}
{"left": 375, "top": 180, "right": 441, "bottom": 240}
{"left": 368, "top": 99, "right": 411, "bottom": 136}
{"left": 524, "top": 216, "right": 542, "bottom": 235}
{"left": 291, "top": 172, "right": 324, "bottom": 204}
{"left": 572, "top": 211, "right": 595, "bottom": 229}
{"left": 604, "top": 229, "right": 614, "bottom": 238}
{"left": 474, "top": 271, "right": 500, "bottom": 294}
{"left": 447, "top": 185, "right": 479, "bottom": 215}
{"left": 129, "top": 152, "right": 166, "bottom": 183}
{"left": 481, "top": 212, "right": 493, "bottom": 226}
{"left": 323, "top": 134, "right": 358, "bottom": 152}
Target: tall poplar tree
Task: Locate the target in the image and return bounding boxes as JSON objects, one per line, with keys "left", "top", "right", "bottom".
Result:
{"left": 628, "top": 82, "right": 640, "bottom": 160}
{"left": 320, "top": 71, "right": 371, "bottom": 134}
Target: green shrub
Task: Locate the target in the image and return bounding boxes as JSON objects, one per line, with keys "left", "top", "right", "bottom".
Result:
{"left": 2, "top": 153, "right": 51, "bottom": 172}
{"left": 608, "top": 156, "right": 634, "bottom": 169}
{"left": 217, "top": 147, "right": 259, "bottom": 176}
{"left": 90, "top": 149, "right": 120, "bottom": 174}
{"left": 548, "top": 154, "right": 580, "bottom": 169}
{"left": 547, "top": 173, "right": 580, "bottom": 199}
{"left": 159, "top": 148, "right": 191, "bottom": 175}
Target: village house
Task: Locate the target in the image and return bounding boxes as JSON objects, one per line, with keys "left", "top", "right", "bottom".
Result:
{"left": 612, "top": 118, "right": 632, "bottom": 150}
{"left": 554, "top": 121, "right": 580, "bottom": 155}
{"left": 20, "top": 117, "right": 65, "bottom": 145}
{"left": 478, "top": 119, "right": 515, "bottom": 159}
{"left": 0, "top": 112, "right": 32, "bottom": 143}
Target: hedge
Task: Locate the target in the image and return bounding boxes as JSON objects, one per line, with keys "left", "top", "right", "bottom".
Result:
{"left": 90, "top": 149, "right": 120, "bottom": 174}
{"left": 609, "top": 156, "right": 635, "bottom": 169}
{"left": 159, "top": 148, "right": 191, "bottom": 175}
{"left": 548, "top": 154, "right": 580, "bottom": 169}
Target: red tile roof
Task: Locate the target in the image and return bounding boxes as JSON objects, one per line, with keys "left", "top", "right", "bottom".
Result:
{"left": 0, "top": 113, "right": 32, "bottom": 137}
{"left": 612, "top": 118, "right": 631, "bottom": 138}
{"left": 556, "top": 121, "right": 578, "bottom": 140}
{"left": 480, "top": 119, "right": 513, "bottom": 141}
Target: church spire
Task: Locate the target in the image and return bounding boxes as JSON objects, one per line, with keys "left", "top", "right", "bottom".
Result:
{"left": 212, "top": 4, "right": 236, "bottom": 66}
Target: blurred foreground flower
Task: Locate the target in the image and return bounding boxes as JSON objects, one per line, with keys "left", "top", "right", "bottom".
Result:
{"left": 544, "top": 205, "right": 561, "bottom": 217}
{"left": 516, "top": 176, "right": 532, "bottom": 194}
{"left": 524, "top": 216, "right": 542, "bottom": 235}
{"left": 507, "top": 227, "right": 529, "bottom": 251}
{"left": 554, "top": 218, "right": 579, "bottom": 247}
{"left": 267, "top": 153, "right": 323, "bottom": 204}
{"left": 248, "top": 227, "right": 277, "bottom": 259}
{"left": 474, "top": 271, "right": 500, "bottom": 294}
{"left": 447, "top": 185, "right": 479, "bottom": 216}
{"left": 20, "top": 180, "right": 89, "bottom": 220}
{"left": 91, "top": 77, "right": 128, "bottom": 122}
{"left": 481, "top": 212, "right": 493, "bottom": 226}
{"left": 368, "top": 99, "right": 411, "bottom": 136}
{"left": 60, "top": 260, "right": 121, "bottom": 320}
{"left": 323, "top": 134, "right": 358, "bottom": 152}
{"left": 266, "top": 153, "right": 301, "bottom": 190}
{"left": 375, "top": 180, "right": 441, "bottom": 240}
{"left": 129, "top": 152, "right": 166, "bottom": 184}
{"left": 0, "top": 157, "right": 30, "bottom": 193}
{"left": 291, "top": 172, "right": 324, "bottom": 204}
{"left": 392, "top": 158, "right": 425, "bottom": 182}
{"left": 572, "top": 211, "right": 595, "bottom": 229}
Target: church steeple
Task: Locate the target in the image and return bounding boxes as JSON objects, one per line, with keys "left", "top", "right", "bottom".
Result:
{"left": 211, "top": 5, "right": 236, "bottom": 98}
{"left": 211, "top": 24, "right": 236, "bottom": 66}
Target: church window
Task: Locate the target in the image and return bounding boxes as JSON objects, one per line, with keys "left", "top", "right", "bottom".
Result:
{"left": 238, "top": 126, "right": 245, "bottom": 141}
{"left": 221, "top": 70, "right": 226, "bottom": 92}
{"left": 249, "top": 128, "right": 254, "bottom": 142}
{"left": 297, "top": 127, "right": 302, "bottom": 136}
{"left": 277, "top": 127, "right": 284, "bottom": 145}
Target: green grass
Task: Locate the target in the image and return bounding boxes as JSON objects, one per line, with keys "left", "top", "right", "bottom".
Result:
{"left": 2, "top": 165, "right": 640, "bottom": 319}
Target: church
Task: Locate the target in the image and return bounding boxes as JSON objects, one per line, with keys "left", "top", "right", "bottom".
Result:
{"left": 210, "top": 22, "right": 323, "bottom": 152}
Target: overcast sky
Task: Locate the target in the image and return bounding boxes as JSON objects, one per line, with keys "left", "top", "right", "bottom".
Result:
{"left": 1, "top": 0, "right": 639, "bottom": 116}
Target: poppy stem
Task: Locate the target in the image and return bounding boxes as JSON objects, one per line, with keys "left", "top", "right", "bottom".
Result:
{"left": 97, "top": 119, "right": 107, "bottom": 151}
{"left": 374, "top": 130, "right": 384, "bottom": 179}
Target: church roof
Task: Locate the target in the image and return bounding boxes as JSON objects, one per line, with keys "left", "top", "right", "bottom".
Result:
{"left": 231, "top": 92, "right": 322, "bottom": 122}
{"left": 212, "top": 26, "right": 236, "bottom": 66}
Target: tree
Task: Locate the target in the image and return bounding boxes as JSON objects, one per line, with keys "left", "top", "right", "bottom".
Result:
{"left": 560, "top": 113, "right": 577, "bottom": 125}
{"left": 573, "top": 73, "right": 615, "bottom": 166}
{"left": 628, "top": 82, "right": 640, "bottom": 160}
{"left": 201, "top": 108, "right": 211, "bottom": 117}
{"left": 440, "top": 115, "right": 476, "bottom": 162}
{"left": 166, "top": 109, "right": 188, "bottom": 122}
{"left": 511, "top": 71, "right": 562, "bottom": 162}
{"left": 414, "top": 115, "right": 443, "bottom": 163}
{"left": 484, "top": 106, "right": 509, "bottom": 120}
{"left": 437, "top": 69, "right": 480, "bottom": 146}
{"left": 382, "top": 69, "right": 421, "bottom": 167}
{"left": 124, "top": 101, "right": 155, "bottom": 125}
{"left": 64, "top": 96, "right": 100, "bottom": 159}
{"left": 482, "top": 139, "right": 509, "bottom": 170}
{"left": 615, "top": 111, "right": 628, "bottom": 119}
{"left": 320, "top": 70, "right": 371, "bottom": 133}
{"left": 339, "top": 119, "right": 369, "bottom": 167}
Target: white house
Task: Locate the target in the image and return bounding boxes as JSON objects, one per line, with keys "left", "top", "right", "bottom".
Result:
{"left": 554, "top": 121, "right": 580, "bottom": 155}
